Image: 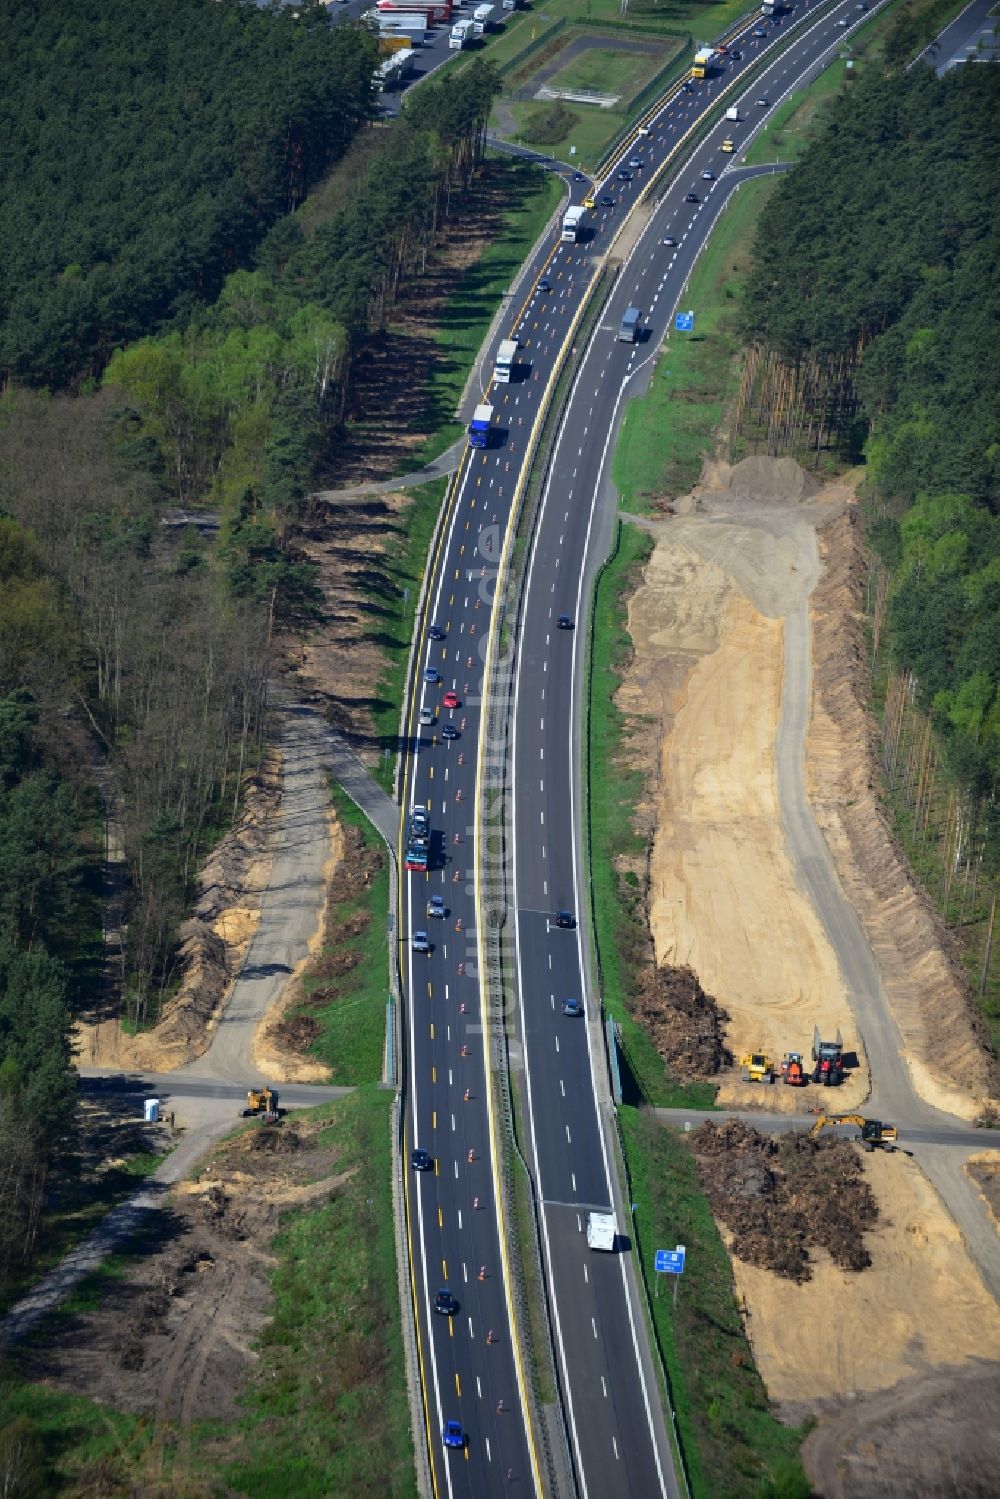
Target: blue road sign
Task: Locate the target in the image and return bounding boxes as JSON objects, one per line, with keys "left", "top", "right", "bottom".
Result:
{"left": 675, "top": 311, "right": 695, "bottom": 332}
{"left": 655, "top": 1246, "right": 686, "bottom": 1275}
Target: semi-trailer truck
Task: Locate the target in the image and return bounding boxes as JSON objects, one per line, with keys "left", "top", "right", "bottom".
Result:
{"left": 378, "top": 15, "right": 429, "bottom": 43}
{"left": 494, "top": 339, "right": 518, "bottom": 384}
{"left": 450, "top": 17, "right": 474, "bottom": 45}
{"left": 472, "top": 2, "right": 494, "bottom": 32}
{"left": 468, "top": 404, "right": 493, "bottom": 448}
{"left": 377, "top": 0, "right": 452, "bottom": 23}
{"left": 561, "top": 204, "right": 586, "bottom": 242}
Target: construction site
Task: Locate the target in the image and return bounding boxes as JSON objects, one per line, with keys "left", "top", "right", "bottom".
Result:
{"left": 616, "top": 456, "right": 1000, "bottom": 1491}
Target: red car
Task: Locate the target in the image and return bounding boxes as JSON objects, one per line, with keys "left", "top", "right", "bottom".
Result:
{"left": 442, "top": 690, "right": 460, "bottom": 709}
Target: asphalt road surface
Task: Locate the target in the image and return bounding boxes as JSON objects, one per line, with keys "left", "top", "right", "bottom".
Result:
{"left": 397, "top": 4, "right": 894, "bottom": 1493}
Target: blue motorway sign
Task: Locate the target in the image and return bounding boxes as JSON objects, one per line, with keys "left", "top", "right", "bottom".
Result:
{"left": 655, "top": 1246, "right": 686, "bottom": 1275}
{"left": 675, "top": 311, "right": 695, "bottom": 332}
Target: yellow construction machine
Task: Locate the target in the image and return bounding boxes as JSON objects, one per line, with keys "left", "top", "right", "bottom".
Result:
{"left": 242, "top": 1086, "right": 280, "bottom": 1120}
{"left": 739, "top": 1051, "right": 775, "bottom": 1085}
{"left": 810, "top": 1114, "right": 898, "bottom": 1151}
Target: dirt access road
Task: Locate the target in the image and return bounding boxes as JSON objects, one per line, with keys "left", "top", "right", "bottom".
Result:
{"left": 1, "top": 698, "right": 390, "bottom": 1349}
{"left": 618, "top": 457, "right": 1000, "bottom": 1475}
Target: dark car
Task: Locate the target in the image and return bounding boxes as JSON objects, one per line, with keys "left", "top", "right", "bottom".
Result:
{"left": 684, "top": 192, "right": 699, "bottom": 203}
{"left": 555, "top": 911, "right": 575, "bottom": 929}
{"left": 730, "top": 48, "right": 742, "bottom": 60}
{"left": 434, "top": 1289, "right": 458, "bottom": 1316}
{"left": 617, "top": 169, "right": 632, "bottom": 181}
{"left": 600, "top": 194, "right": 615, "bottom": 207}
{"left": 411, "top": 1148, "right": 433, "bottom": 1171}
{"left": 539, "top": 277, "right": 552, "bottom": 293}
{"left": 753, "top": 24, "right": 767, "bottom": 36}
{"left": 573, "top": 170, "right": 584, "bottom": 181}
{"left": 662, "top": 235, "right": 677, "bottom": 247}
{"left": 442, "top": 1421, "right": 464, "bottom": 1450}
{"left": 563, "top": 998, "right": 584, "bottom": 1017}
{"left": 682, "top": 81, "right": 692, "bottom": 92}
{"left": 755, "top": 97, "right": 769, "bottom": 107}
{"left": 428, "top": 624, "right": 446, "bottom": 641}
{"left": 441, "top": 723, "right": 460, "bottom": 740}
{"left": 557, "top": 614, "right": 574, "bottom": 629}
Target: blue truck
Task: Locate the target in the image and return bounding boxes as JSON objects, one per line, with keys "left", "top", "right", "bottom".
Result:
{"left": 468, "top": 403, "right": 493, "bottom": 449}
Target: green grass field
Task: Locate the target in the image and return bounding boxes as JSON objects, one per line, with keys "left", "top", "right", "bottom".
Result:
{"left": 300, "top": 783, "right": 391, "bottom": 1084}
{"left": 613, "top": 173, "right": 780, "bottom": 512}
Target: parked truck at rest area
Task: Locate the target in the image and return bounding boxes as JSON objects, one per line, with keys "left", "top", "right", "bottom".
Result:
{"left": 472, "top": 3, "right": 495, "bottom": 34}
{"left": 375, "top": 50, "right": 414, "bottom": 89}
{"left": 494, "top": 339, "right": 518, "bottom": 384}
{"left": 586, "top": 1212, "right": 616, "bottom": 1251}
{"left": 379, "top": 30, "right": 421, "bottom": 55}
{"left": 502, "top": 0, "right": 519, "bottom": 10}
{"left": 450, "top": 18, "right": 474, "bottom": 47}
{"left": 561, "top": 204, "right": 586, "bottom": 242}
{"left": 377, "top": 15, "right": 429, "bottom": 45}
{"left": 468, "top": 403, "right": 493, "bottom": 448}
{"left": 377, "top": 0, "right": 452, "bottom": 25}
{"left": 692, "top": 47, "right": 717, "bottom": 79}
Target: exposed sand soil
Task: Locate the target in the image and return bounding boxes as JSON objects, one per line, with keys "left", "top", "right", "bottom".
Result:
{"left": 808, "top": 510, "right": 996, "bottom": 1119}
{"left": 733, "top": 1150, "right": 1000, "bottom": 1414}
{"left": 968, "top": 1150, "right": 1000, "bottom": 1230}
{"left": 620, "top": 461, "right": 865, "bottom": 1108}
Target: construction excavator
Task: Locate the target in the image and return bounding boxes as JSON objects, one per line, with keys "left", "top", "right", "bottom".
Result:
{"left": 810, "top": 1114, "right": 898, "bottom": 1151}
{"left": 242, "top": 1086, "right": 281, "bottom": 1121}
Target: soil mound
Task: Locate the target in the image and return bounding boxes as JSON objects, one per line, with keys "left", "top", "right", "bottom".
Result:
{"left": 726, "top": 455, "right": 820, "bottom": 505}
{"left": 691, "top": 1118, "right": 878, "bottom": 1282}
{"left": 633, "top": 963, "right": 730, "bottom": 1079}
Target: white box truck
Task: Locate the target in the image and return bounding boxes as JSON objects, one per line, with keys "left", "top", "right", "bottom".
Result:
{"left": 494, "top": 339, "right": 518, "bottom": 384}
{"left": 586, "top": 1212, "right": 616, "bottom": 1251}
{"left": 450, "top": 18, "right": 474, "bottom": 46}
{"left": 561, "top": 204, "right": 585, "bottom": 242}
{"left": 725, "top": 105, "right": 741, "bottom": 122}
{"left": 473, "top": 2, "right": 494, "bottom": 33}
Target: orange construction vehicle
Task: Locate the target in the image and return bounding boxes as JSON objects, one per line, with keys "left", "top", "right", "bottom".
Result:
{"left": 781, "top": 1052, "right": 807, "bottom": 1086}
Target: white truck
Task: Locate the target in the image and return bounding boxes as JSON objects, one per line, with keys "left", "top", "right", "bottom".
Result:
{"left": 449, "top": 18, "right": 475, "bottom": 46}
{"left": 472, "top": 2, "right": 494, "bottom": 33}
{"left": 502, "top": 0, "right": 518, "bottom": 10}
{"left": 586, "top": 1212, "right": 616, "bottom": 1252}
{"left": 725, "top": 105, "right": 741, "bottom": 122}
{"left": 377, "top": 14, "right": 428, "bottom": 44}
{"left": 494, "top": 339, "right": 518, "bottom": 384}
{"left": 561, "top": 204, "right": 586, "bottom": 242}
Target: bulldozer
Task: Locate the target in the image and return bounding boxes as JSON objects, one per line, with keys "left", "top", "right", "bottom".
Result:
{"left": 810, "top": 1114, "right": 898, "bottom": 1151}
{"left": 242, "top": 1086, "right": 280, "bottom": 1120}
{"left": 739, "top": 1051, "right": 775, "bottom": 1085}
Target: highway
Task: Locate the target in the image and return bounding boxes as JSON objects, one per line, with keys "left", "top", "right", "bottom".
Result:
{"left": 396, "top": 3, "right": 893, "bottom": 1494}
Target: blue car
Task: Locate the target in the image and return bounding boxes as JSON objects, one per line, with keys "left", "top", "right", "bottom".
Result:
{"left": 443, "top": 1421, "right": 464, "bottom": 1450}
{"left": 563, "top": 998, "right": 584, "bottom": 1017}
{"left": 423, "top": 667, "right": 439, "bottom": 684}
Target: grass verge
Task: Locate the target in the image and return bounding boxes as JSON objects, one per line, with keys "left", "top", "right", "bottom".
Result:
{"left": 0, "top": 1089, "right": 413, "bottom": 1498}
{"left": 368, "top": 475, "right": 448, "bottom": 787}
{"left": 301, "top": 783, "right": 391, "bottom": 1085}
{"left": 612, "top": 173, "right": 780, "bottom": 513}
{"left": 407, "top": 158, "right": 563, "bottom": 469}
{"left": 587, "top": 521, "right": 715, "bottom": 1109}
{"left": 619, "top": 1108, "right": 810, "bottom": 1499}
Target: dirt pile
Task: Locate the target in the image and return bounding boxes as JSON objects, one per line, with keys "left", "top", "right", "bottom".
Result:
{"left": 20, "top": 1116, "right": 349, "bottom": 1425}
{"left": 633, "top": 963, "right": 731, "bottom": 1079}
{"left": 808, "top": 509, "right": 997, "bottom": 1116}
{"left": 691, "top": 1119, "right": 878, "bottom": 1281}
{"left": 725, "top": 454, "right": 820, "bottom": 506}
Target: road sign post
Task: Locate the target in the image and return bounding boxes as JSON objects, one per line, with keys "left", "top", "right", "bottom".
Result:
{"left": 674, "top": 311, "right": 695, "bottom": 332}
{"left": 654, "top": 1245, "right": 686, "bottom": 1305}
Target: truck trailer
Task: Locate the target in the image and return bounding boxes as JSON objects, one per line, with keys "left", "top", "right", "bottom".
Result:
{"left": 494, "top": 339, "right": 518, "bottom": 384}
{"left": 377, "top": 15, "right": 429, "bottom": 43}
{"left": 377, "top": 0, "right": 452, "bottom": 24}
{"left": 468, "top": 403, "right": 493, "bottom": 448}
{"left": 586, "top": 1212, "right": 616, "bottom": 1251}
{"left": 561, "top": 204, "right": 586, "bottom": 242}
{"left": 472, "top": 2, "right": 494, "bottom": 33}
{"left": 692, "top": 47, "right": 716, "bottom": 79}
{"left": 450, "top": 17, "right": 474, "bottom": 46}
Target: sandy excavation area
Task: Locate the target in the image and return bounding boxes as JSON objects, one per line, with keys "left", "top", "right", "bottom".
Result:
{"left": 620, "top": 460, "right": 866, "bottom": 1109}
